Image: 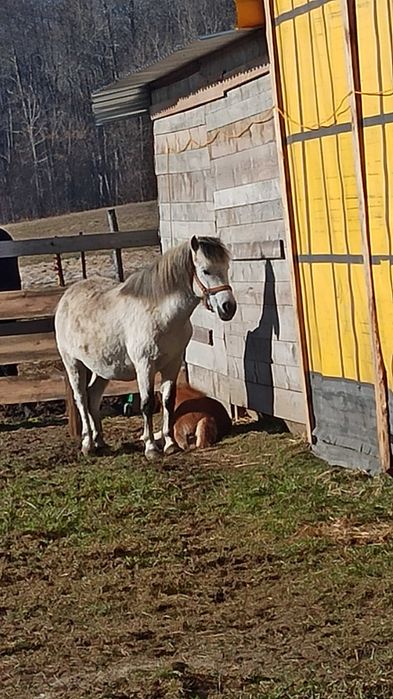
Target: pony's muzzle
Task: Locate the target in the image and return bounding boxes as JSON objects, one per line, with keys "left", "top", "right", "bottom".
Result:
{"left": 217, "top": 295, "right": 237, "bottom": 321}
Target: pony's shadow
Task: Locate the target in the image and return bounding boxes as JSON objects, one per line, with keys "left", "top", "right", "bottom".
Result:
{"left": 230, "top": 416, "right": 289, "bottom": 437}
{"left": 243, "top": 259, "right": 288, "bottom": 433}
{"left": 0, "top": 415, "right": 67, "bottom": 432}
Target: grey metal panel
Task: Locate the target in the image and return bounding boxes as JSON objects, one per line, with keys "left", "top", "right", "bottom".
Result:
{"left": 92, "top": 29, "right": 256, "bottom": 125}
{"left": 310, "top": 372, "right": 380, "bottom": 474}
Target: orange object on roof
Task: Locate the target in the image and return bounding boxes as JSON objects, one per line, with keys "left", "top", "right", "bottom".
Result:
{"left": 236, "top": 0, "right": 264, "bottom": 28}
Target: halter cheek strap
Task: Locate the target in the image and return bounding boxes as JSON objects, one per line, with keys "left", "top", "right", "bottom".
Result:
{"left": 193, "top": 272, "right": 232, "bottom": 312}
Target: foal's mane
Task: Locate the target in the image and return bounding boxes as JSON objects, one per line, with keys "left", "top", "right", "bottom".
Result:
{"left": 120, "top": 237, "right": 229, "bottom": 301}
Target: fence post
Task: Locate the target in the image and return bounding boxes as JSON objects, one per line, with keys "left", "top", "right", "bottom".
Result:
{"left": 107, "top": 208, "right": 124, "bottom": 282}
{"left": 64, "top": 374, "right": 81, "bottom": 440}
{"left": 54, "top": 254, "right": 65, "bottom": 287}
{"left": 79, "top": 232, "right": 87, "bottom": 279}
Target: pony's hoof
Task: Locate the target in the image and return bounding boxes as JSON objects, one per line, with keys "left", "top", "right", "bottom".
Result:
{"left": 81, "top": 444, "right": 96, "bottom": 457}
{"left": 145, "top": 448, "right": 162, "bottom": 461}
{"left": 164, "top": 442, "right": 179, "bottom": 456}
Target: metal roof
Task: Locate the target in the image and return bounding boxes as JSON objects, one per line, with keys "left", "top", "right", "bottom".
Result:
{"left": 92, "top": 29, "right": 255, "bottom": 125}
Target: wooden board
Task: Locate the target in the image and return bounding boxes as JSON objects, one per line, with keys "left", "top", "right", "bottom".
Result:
{"left": 153, "top": 104, "right": 206, "bottom": 134}
{"left": 206, "top": 90, "right": 272, "bottom": 131}
{"left": 159, "top": 202, "right": 215, "bottom": 222}
{"left": 0, "top": 332, "right": 59, "bottom": 363}
{"left": 215, "top": 200, "right": 283, "bottom": 228}
{"left": 0, "top": 376, "right": 162, "bottom": 405}
{"left": 159, "top": 220, "right": 216, "bottom": 239}
{"left": 220, "top": 220, "right": 285, "bottom": 244}
{"left": 214, "top": 179, "right": 282, "bottom": 210}
{"left": 228, "top": 355, "right": 302, "bottom": 392}
{"left": 155, "top": 125, "right": 207, "bottom": 155}
{"left": 155, "top": 148, "right": 210, "bottom": 175}
{"left": 0, "top": 287, "right": 63, "bottom": 320}
{"left": 229, "top": 376, "right": 305, "bottom": 422}
{"left": 211, "top": 143, "right": 279, "bottom": 191}
{"left": 0, "top": 318, "right": 54, "bottom": 337}
{"left": 227, "top": 239, "right": 284, "bottom": 260}
{"left": 232, "top": 280, "right": 293, "bottom": 306}
{"left": 209, "top": 112, "right": 275, "bottom": 160}
{"left": 157, "top": 171, "right": 213, "bottom": 203}
{"left": 230, "top": 259, "right": 292, "bottom": 283}
{"left": 225, "top": 333, "right": 300, "bottom": 367}
{"left": 0, "top": 229, "right": 159, "bottom": 259}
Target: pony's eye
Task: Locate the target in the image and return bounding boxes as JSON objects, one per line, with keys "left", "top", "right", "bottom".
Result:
{"left": 203, "top": 269, "right": 211, "bottom": 276}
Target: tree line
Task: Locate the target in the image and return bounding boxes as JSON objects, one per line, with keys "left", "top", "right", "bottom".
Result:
{"left": 0, "top": 0, "right": 234, "bottom": 223}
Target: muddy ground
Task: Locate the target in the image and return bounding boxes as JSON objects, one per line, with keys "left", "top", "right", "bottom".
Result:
{"left": 1, "top": 415, "right": 393, "bottom": 699}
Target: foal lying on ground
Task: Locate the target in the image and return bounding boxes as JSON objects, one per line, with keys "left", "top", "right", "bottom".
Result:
{"left": 155, "top": 382, "right": 232, "bottom": 450}
{"left": 55, "top": 235, "right": 236, "bottom": 459}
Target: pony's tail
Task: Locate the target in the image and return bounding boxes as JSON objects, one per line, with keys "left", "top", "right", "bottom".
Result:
{"left": 195, "top": 416, "right": 217, "bottom": 449}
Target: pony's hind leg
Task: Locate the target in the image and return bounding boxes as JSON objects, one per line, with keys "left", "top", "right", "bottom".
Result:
{"left": 87, "top": 373, "right": 109, "bottom": 449}
{"left": 63, "top": 356, "right": 94, "bottom": 455}
{"left": 136, "top": 361, "right": 160, "bottom": 460}
{"left": 195, "top": 416, "right": 217, "bottom": 449}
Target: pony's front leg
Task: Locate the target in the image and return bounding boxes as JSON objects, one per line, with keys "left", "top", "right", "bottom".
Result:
{"left": 136, "top": 362, "right": 160, "bottom": 460}
{"left": 160, "top": 357, "right": 182, "bottom": 455}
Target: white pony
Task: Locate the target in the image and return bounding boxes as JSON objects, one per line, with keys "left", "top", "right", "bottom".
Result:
{"left": 54, "top": 236, "right": 236, "bottom": 459}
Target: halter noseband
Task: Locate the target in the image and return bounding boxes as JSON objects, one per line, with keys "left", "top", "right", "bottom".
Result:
{"left": 193, "top": 271, "right": 232, "bottom": 312}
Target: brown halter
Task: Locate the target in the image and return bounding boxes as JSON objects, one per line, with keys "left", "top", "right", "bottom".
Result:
{"left": 193, "top": 272, "right": 232, "bottom": 312}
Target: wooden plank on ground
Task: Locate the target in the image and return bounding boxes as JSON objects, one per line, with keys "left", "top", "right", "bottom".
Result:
{"left": 0, "top": 229, "right": 159, "bottom": 259}
{"left": 0, "top": 287, "right": 63, "bottom": 320}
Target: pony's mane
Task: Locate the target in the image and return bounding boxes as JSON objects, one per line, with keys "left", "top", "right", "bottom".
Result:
{"left": 120, "top": 237, "right": 229, "bottom": 301}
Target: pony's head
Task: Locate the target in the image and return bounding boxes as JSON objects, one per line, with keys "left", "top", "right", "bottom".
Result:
{"left": 190, "top": 236, "right": 237, "bottom": 321}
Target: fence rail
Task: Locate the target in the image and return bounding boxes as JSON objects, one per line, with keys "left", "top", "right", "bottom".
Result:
{"left": 0, "top": 228, "right": 159, "bottom": 258}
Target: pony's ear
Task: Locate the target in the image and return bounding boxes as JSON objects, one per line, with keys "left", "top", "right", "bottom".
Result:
{"left": 190, "top": 235, "right": 199, "bottom": 252}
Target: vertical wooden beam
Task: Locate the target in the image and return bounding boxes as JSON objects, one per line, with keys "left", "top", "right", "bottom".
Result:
{"left": 64, "top": 374, "right": 81, "bottom": 440}
{"left": 54, "top": 254, "right": 65, "bottom": 287}
{"left": 263, "top": 0, "right": 313, "bottom": 442}
{"left": 79, "top": 232, "right": 87, "bottom": 279}
{"left": 340, "top": 0, "right": 391, "bottom": 472}
{"left": 107, "top": 208, "right": 124, "bottom": 282}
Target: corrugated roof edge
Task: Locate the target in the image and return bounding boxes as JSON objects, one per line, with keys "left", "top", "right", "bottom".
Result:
{"left": 91, "top": 28, "right": 258, "bottom": 125}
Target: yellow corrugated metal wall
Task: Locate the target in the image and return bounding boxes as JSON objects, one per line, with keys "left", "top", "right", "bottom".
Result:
{"left": 267, "top": 0, "right": 393, "bottom": 472}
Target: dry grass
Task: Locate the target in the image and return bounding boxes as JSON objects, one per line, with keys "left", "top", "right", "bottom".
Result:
{"left": 4, "top": 201, "right": 158, "bottom": 240}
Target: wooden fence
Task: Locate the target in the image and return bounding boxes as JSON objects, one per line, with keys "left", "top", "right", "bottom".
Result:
{"left": 0, "top": 212, "right": 160, "bottom": 434}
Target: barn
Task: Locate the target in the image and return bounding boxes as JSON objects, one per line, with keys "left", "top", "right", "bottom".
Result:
{"left": 92, "top": 0, "right": 393, "bottom": 475}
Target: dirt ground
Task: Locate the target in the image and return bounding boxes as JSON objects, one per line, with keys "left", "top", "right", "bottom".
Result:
{"left": 2, "top": 414, "right": 393, "bottom": 699}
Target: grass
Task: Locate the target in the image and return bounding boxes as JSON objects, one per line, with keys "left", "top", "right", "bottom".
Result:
{"left": 5, "top": 200, "right": 158, "bottom": 239}
{"left": 1, "top": 417, "right": 393, "bottom": 698}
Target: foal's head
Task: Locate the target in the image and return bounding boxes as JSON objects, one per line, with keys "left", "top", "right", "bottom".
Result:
{"left": 190, "top": 236, "right": 237, "bottom": 321}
